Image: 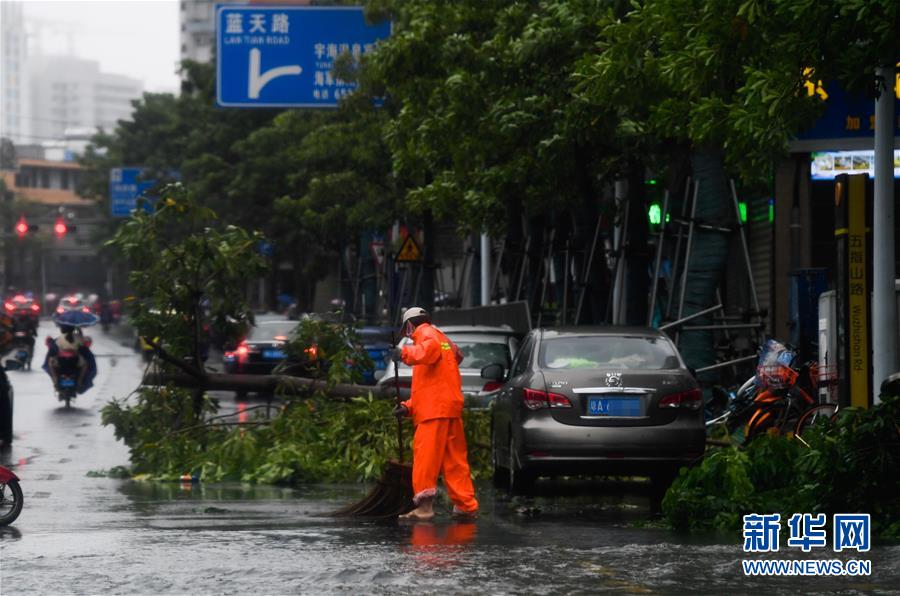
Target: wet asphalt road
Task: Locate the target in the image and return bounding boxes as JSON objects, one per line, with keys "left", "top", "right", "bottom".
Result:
{"left": 1, "top": 321, "right": 898, "bottom": 595}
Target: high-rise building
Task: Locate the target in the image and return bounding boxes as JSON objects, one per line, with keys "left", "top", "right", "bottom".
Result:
{"left": 179, "top": 0, "right": 306, "bottom": 64}
{"left": 27, "top": 55, "right": 143, "bottom": 141}
{"left": 1, "top": 1, "right": 31, "bottom": 143}
{"left": 180, "top": 0, "right": 239, "bottom": 64}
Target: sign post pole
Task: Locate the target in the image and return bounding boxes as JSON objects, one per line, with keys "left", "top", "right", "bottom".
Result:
{"left": 872, "top": 65, "right": 897, "bottom": 403}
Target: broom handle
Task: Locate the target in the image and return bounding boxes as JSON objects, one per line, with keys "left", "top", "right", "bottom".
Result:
{"left": 393, "top": 334, "right": 404, "bottom": 462}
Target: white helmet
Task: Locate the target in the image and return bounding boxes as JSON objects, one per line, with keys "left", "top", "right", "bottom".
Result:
{"left": 401, "top": 307, "right": 429, "bottom": 326}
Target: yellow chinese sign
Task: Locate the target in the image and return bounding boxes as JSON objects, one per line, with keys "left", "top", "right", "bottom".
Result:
{"left": 847, "top": 174, "right": 868, "bottom": 407}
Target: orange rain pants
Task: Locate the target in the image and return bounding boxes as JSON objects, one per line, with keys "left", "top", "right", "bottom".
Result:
{"left": 411, "top": 417, "right": 479, "bottom": 514}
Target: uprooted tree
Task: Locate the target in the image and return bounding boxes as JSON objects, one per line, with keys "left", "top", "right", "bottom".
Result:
{"left": 106, "top": 183, "right": 405, "bottom": 404}
{"left": 101, "top": 185, "right": 436, "bottom": 483}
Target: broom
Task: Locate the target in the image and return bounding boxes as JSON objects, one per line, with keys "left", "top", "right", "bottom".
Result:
{"left": 332, "top": 335, "right": 414, "bottom": 518}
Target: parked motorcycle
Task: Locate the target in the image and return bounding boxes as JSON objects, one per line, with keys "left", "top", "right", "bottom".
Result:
{"left": 0, "top": 464, "right": 23, "bottom": 526}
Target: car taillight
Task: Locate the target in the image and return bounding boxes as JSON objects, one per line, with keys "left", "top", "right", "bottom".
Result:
{"left": 82, "top": 306, "right": 90, "bottom": 313}
{"left": 56, "top": 307, "right": 64, "bottom": 314}
{"left": 482, "top": 381, "right": 504, "bottom": 392}
{"left": 31, "top": 304, "right": 40, "bottom": 312}
{"left": 305, "top": 345, "right": 318, "bottom": 360}
{"left": 236, "top": 343, "right": 249, "bottom": 361}
{"left": 523, "top": 388, "right": 572, "bottom": 410}
{"left": 3, "top": 302, "right": 13, "bottom": 311}
{"left": 659, "top": 388, "right": 703, "bottom": 410}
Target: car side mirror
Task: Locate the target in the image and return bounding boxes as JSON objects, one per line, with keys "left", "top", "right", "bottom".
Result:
{"left": 83, "top": 336, "right": 92, "bottom": 348}
{"left": 45, "top": 336, "right": 54, "bottom": 347}
{"left": 481, "top": 363, "right": 505, "bottom": 381}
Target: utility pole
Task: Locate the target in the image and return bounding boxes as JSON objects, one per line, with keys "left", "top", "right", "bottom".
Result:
{"left": 480, "top": 233, "right": 490, "bottom": 306}
{"left": 872, "top": 65, "right": 897, "bottom": 404}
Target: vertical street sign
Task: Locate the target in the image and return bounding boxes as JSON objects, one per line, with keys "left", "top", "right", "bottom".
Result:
{"left": 216, "top": 6, "right": 391, "bottom": 108}
{"left": 838, "top": 174, "right": 870, "bottom": 408}
{"left": 109, "top": 168, "right": 156, "bottom": 217}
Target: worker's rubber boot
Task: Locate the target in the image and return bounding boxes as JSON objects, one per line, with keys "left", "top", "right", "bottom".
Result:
{"left": 399, "top": 496, "right": 435, "bottom": 521}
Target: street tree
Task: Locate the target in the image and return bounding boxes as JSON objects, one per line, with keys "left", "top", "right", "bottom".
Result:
{"left": 106, "top": 183, "right": 267, "bottom": 416}
{"left": 577, "top": 0, "right": 899, "bottom": 367}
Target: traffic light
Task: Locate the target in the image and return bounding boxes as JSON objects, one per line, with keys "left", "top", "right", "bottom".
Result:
{"left": 15, "top": 216, "right": 28, "bottom": 238}
{"left": 54, "top": 217, "right": 67, "bottom": 238}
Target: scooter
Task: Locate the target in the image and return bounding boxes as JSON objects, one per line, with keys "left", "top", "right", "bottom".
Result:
{"left": 52, "top": 348, "right": 84, "bottom": 408}
{"left": 0, "top": 465, "right": 23, "bottom": 526}
{"left": 11, "top": 330, "right": 34, "bottom": 371}
{"left": 46, "top": 335, "right": 92, "bottom": 408}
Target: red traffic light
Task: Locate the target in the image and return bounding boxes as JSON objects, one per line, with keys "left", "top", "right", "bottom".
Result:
{"left": 15, "top": 216, "right": 28, "bottom": 237}
{"left": 54, "top": 218, "right": 68, "bottom": 237}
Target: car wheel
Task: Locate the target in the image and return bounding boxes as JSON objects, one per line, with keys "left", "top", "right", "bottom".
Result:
{"left": 491, "top": 425, "right": 509, "bottom": 489}
{"left": 508, "top": 436, "right": 534, "bottom": 496}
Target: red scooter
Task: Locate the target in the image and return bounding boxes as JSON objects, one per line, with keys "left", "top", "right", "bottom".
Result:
{"left": 0, "top": 465, "right": 23, "bottom": 526}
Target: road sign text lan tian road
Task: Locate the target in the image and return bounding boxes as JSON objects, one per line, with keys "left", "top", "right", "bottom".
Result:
{"left": 216, "top": 6, "right": 391, "bottom": 108}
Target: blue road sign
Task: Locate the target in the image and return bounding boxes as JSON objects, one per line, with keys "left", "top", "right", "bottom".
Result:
{"left": 109, "top": 168, "right": 156, "bottom": 217}
{"left": 216, "top": 5, "right": 390, "bottom": 108}
{"left": 797, "top": 83, "right": 900, "bottom": 142}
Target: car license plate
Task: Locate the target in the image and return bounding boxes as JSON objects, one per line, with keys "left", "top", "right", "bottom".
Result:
{"left": 60, "top": 378, "right": 76, "bottom": 388}
{"left": 588, "top": 397, "right": 641, "bottom": 416}
{"left": 262, "top": 349, "right": 285, "bottom": 360}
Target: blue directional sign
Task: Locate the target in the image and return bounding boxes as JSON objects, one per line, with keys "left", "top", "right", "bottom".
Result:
{"left": 109, "top": 168, "right": 156, "bottom": 217}
{"left": 216, "top": 5, "right": 391, "bottom": 108}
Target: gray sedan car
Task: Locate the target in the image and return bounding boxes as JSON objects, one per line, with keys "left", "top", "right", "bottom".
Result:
{"left": 487, "top": 327, "right": 705, "bottom": 494}
{"left": 377, "top": 325, "right": 520, "bottom": 408}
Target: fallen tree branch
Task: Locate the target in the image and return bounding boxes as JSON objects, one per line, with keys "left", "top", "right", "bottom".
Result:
{"left": 144, "top": 338, "right": 206, "bottom": 380}
{"left": 142, "top": 371, "right": 411, "bottom": 401}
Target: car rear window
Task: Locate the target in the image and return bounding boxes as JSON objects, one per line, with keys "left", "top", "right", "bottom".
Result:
{"left": 455, "top": 342, "right": 511, "bottom": 369}
{"left": 249, "top": 321, "right": 298, "bottom": 341}
{"left": 539, "top": 336, "right": 680, "bottom": 370}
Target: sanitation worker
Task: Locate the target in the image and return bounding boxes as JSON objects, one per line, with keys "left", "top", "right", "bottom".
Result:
{"left": 392, "top": 307, "right": 479, "bottom": 521}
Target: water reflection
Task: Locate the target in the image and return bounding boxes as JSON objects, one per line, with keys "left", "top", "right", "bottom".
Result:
{"left": 403, "top": 521, "right": 477, "bottom": 569}
{"left": 0, "top": 525, "right": 23, "bottom": 540}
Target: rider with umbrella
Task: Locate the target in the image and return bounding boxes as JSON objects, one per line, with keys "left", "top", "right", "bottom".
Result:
{"left": 43, "top": 310, "right": 99, "bottom": 394}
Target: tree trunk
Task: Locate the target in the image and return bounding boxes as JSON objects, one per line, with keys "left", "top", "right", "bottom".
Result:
{"left": 143, "top": 371, "right": 411, "bottom": 401}
{"left": 625, "top": 161, "right": 650, "bottom": 326}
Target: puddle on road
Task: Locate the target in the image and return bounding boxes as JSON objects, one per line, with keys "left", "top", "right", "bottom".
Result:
{"left": 72, "top": 479, "right": 894, "bottom": 594}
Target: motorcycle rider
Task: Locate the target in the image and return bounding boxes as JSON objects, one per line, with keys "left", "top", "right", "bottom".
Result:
{"left": 9, "top": 311, "right": 37, "bottom": 369}
{"left": 44, "top": 324, "right": 97, "bottom": 393}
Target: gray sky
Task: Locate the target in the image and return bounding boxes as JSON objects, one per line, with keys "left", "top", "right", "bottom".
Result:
{"left": 23, "top": 0, "right": 181, "bottom": 93}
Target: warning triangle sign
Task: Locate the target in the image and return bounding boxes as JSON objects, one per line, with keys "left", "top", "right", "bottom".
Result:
{"left": 394, "top": 235, "right": 422, "bottom": 263}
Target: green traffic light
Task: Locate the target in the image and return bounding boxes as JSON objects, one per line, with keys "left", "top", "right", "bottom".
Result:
{"left": 649, "top": 203, "right": 661, "bottom": 225}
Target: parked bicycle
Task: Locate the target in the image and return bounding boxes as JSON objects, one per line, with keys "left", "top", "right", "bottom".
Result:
{"left": 706, "top": 339, "right": 830, "bottom": 443}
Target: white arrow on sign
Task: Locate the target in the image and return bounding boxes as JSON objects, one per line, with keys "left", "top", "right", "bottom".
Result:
{"left": 248, "top": 48, "right": 302, "bottom": 99}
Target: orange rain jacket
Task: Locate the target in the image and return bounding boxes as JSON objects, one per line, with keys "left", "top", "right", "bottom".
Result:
{"left": 400, "top": 323, "right": 464, "bottom": 426}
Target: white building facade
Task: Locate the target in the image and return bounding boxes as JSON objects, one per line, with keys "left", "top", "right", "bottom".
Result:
{"left": 1, "top": 1, "right": 31, "bottom": 143}
{"left": 180, "top": 0, "right": 242, "bottom": 64}
{"left": 27, "top": 55, "right": 142, "bottom": 141}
